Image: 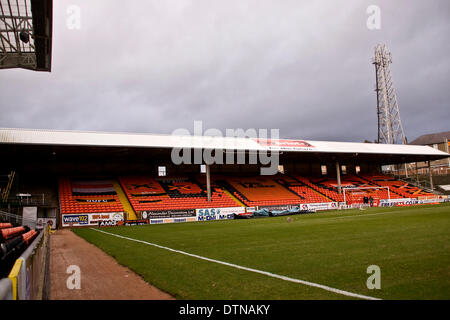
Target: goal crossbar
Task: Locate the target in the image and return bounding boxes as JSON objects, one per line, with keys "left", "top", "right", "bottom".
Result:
{"left": 342, "top": 186, "right": 390, "bottom": 204}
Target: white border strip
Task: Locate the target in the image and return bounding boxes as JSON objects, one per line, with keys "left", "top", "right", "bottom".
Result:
{"left": 90, "top": 228, "right": 381, "bottom": 300}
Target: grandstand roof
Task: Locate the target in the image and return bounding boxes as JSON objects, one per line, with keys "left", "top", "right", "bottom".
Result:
{"left": 0, "top": 128, "right": 448, "bottom": 165}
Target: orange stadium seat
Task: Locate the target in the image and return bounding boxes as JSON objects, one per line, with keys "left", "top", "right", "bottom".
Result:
{"left": 58, "top": 173, "right": 435, "bottom": 215}
{"left": 295, "top": 175, "right": 391, "bottom": 204}
{"left": 58, "top": 178, "right": 125, "bottom": 214}
{"left": 219, "top": 175, "right": 311, "bottom": 207}
{"left": 119, "top": 176, "right": 240, "bottom": 212}
{"left": 360, "top": 174, "right": 435, "bottom": 199}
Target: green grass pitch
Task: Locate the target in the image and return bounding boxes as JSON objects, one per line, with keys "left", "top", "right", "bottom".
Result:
{"left": 73, "top": 203, "right": 450, "bottom": 300}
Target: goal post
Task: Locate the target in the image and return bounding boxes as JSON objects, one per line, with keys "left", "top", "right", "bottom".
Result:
{"left": 343, "top": 186, "right": 390, "bottom": 206}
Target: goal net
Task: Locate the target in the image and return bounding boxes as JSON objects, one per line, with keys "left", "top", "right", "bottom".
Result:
{"left": 342, "top": 186, "right": 390, "bottom": 207}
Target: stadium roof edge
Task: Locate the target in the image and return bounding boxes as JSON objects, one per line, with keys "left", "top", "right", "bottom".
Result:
{"left": 0, "top": 127, "right": 448, "bottom": 160}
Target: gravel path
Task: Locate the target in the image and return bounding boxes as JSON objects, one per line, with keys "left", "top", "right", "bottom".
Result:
{"left": 49, "top": 229, "right": 175, "bottom": 300}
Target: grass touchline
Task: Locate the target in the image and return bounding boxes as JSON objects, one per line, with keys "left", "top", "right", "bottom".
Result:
{"left": 73, "top": 203, "right": 450, "bottom": 300}
{"left": 90, "top": 227, "right": 381, "bottom": 300}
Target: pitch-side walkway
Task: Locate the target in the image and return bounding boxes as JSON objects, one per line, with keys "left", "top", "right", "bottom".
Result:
{"left": 49, "top": 229, "right": 174, "bottom": 300}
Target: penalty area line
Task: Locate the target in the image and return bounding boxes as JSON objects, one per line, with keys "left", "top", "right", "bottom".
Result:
{"left": 330, "top": 206, "right": 442, "bottom": 221}
{"left": 90, "top": 227, "right": 381, "bottom": 300}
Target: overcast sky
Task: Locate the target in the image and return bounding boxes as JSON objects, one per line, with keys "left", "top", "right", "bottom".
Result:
{"left": 0, "top": 0, "right": 449, "bottom": 142}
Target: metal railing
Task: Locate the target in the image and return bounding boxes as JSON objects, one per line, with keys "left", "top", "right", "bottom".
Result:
{"left": 0, "top": 210, "right": 37, "bottom": 229}
{"left": 400, "top": 177, "right": 439, "bottom": 194}
{"left": 0, "top": 278, "right": 13, "bottom": 300}
{"left": 5, "top": 193, "right": 52, "bottom": 207}
{"left": 2, "top": 225, "right": 51, "bottom": 300}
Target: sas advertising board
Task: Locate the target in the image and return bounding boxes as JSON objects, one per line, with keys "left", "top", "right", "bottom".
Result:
{"left": 196, "top": 207, "right": 245, "bottom": 222}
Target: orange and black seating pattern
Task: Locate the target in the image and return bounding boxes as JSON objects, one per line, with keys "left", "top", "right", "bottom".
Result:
{"left": 59, "top": 178, "right": 124, "bottom": 214}
{"left": 119, "top": 176, "right": 239, "bottom": 212}
{"left": 361, "top": 174, "right": 435, "bottom": 199}
{"left": 0, "top": 222, "right": 39, "bottom": 278}
{"left": 58, "top": 174, "right": 437, "bottom": 215}
{"left": 275, "top": 176, "right": 332, "bottom": 203}
{"left": 296, "top": 175, "right": 391, "bottom": 203}
{"left": 220, "top": 176, "right": 306, "bottom": 207}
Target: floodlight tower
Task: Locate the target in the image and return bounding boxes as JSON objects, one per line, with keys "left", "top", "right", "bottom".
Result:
{"left": 0, "top": 0, "right": 52, "bottom": 71}
{"left": 372, "top": 44, "right": 407, "bottom": 145}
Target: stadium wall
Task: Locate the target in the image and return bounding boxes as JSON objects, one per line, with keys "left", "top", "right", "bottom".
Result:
{"left": 1, "top": 226, "right": 51, "bottom": 300}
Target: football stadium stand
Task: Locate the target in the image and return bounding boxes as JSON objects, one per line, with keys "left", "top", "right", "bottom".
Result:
{"left": 0, "top": 128, "right": 448, "bottom": 231}
{"left": 119, "top": 176, "right": 239, "bottom": 212}
{"left": 112, "top": 180, "right": 137, "bottom": 220}
{"left": 220, "top": 175, "right": 325, "bottom": 207}
{"left": 222, "top": 176, "right": 301, "bottom": 206}
{"left": 360, "top": 174, "right": 436, "bottom": 199}
{"left": 59, "top": 178, "right": 125, "bottom": 214}
{"left": 57, "top": 173, "right": 443, "bottom": 217}
{"left": 295, "top": 175, "right": 391, "bottom": 203}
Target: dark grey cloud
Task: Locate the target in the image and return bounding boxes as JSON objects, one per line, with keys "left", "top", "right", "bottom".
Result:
{"left": 0, "top": 0, "right": 449, "bottom": 142}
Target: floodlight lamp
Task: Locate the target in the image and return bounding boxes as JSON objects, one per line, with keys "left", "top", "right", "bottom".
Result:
{"left": 20, "top": 29, "right": 30, "bottom": 43}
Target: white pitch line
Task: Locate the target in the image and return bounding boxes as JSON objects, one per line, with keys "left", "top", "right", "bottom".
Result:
{"left": 90, "top": 228, "right": 381, "bottom": 300}
{"left": 329, "top": 206, "right": 442, "bottom": 221}
{"left": 331, "top": 211, "right": 398, "bottom": 220}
